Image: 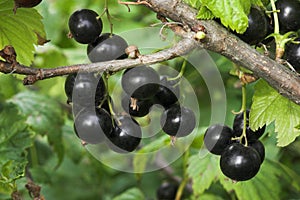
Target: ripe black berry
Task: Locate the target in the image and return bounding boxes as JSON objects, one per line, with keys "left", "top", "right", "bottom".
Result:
{"left": 73, "top": 108, "right": 113, "bottom": 144}
{"left": 153, "top": 76, "right": 180, "bottom": 108}
{"left": 220, "top": 143, "right": 261, "bottom": 181}
{"left": 121, "top": 65, "right": 160, "bottom": 100}
{"left": 64, "top": 73, "right": 106, "bottom": 107}
{"left": 249, "top": 140, "right": 265, "bottom": 164}
{"left": 14, "top": 0, "right": 42, "bottom": 11}
{"left": 68, "top": 9, "right": 103, "bottom": 44}
{"left": 121, "top": 94, "right": 153, "bottom": 117}
{"left": 276, "top": 0, "right": 300, "bottom": 33}
{"left": 233, "top": 110, "right": 265, "bottom": 141}
{"left": 87, "top": 33, "right": 128, "bottom": 63}
{"left": 204, "top": 124, "right": 234, "bottom": 155}
{"left": 236, "top": 7, "right": 270, "bottom": 45}
{"left": 156, "top": 182, "right": 178, "bottom": 200}
{"left": 160, "top": 104, "right": 196, "bottom": 137}
{"left": 107, "top": 115, "right": 142, "bottom": 153}
{"left": 284, "top": 37, "right": 300, "bottom": 72}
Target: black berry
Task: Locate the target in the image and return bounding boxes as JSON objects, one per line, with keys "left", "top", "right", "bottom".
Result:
{"left": 73, "top": 108, "right": 113, "bottom": 144}
{"left": 249, "top": 140, "right": 265, "bottom": 164}
{"left": 87, "top": 33, "right": 128, "bottom": 62}
{"left": 220, "top": 143, "right": 261, "bottom": 181}
{"left": 121, "top": 65, "right": 160, "bottom": 100}
{"left": 68, "top": 9, "right": 103, "bottom": 44}
{"left": 121, "top": 94, "right": 153, "bottom": 117}
{"left": 156, "top": 182, "right": 178, "bottom": 200}
{"left": 204, "top": 124, "right": 234, "bottom": 155}
{"left": 160, "top": 104, "right": 196, "bottom": 137}
{"left": 284, "top": 37, "right": 300, "bottom": 72}
{"left": 276, "top": 0, "right": 300, "bottom": 33}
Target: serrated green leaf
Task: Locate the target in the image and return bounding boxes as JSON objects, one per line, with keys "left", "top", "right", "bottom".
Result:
{"left": 220, "top": 160, "right": 281, "bottom": 200}
{"left": 250, "top": 80, "right": 300, "bottom": 146}
{"left": 200, "top": 0, "right": 251, "bottom": 33}
{"left": 0, "top": 103, "right": 35, "bottom": 192}
{"left": 183, "top": 0, "right": 202, "bottom": 9}
{"left": 113, "top": 187, "right": 145, "bottom": 200}
{"left": 0, "top": 0, "right": 46, "bottom": 65}
{"left": 187, "top": 154, "right": 219, "bottom": 197}
{"left": 196, "top": 6, "right": 215, "bottom": 20}
{"left": 8, "top": 91, "right": 65, "bottom": 167}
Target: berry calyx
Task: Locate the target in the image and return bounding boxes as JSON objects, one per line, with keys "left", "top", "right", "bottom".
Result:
{"left": 160, "top": 104, "right": 196, "bottom": 137}
{"left": 121, "top": 65, "right": 160, "bottom": 100}
{"left": 107, "top": 115, "right": 142, "bottom": 153}
{"left": 68, "top": 9, "right": 103, "bottom": 44}
{"left": 204, "top": 124, "right": 234, "bottom": 155}
{"left": 87, "top": 33, "right": 128, "bottom": 63}
{"left": 220, "top": 143, "right": 261, "bottom": 181}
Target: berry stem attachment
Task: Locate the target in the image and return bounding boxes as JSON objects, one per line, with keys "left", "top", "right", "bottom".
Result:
{"left": 168, "top": 59, "right": 187, "bottom": 82}
{"left": 241, "top": 84, "right": 248, "bottom": 146}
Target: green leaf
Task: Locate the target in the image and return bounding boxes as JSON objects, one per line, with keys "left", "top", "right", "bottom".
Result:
{"left": 183, "top": 0, "right": 202, "bottom": 9}
{"left": 250, "top": 80, "right": 300, "bottom": 146}
{"left": 196, "top": 6, "right": 215, "bottom": 20}
{"left": 113, "top": 187, "right": 145, "bottom": 200}
{"left": 8, "top": 91, "right": 65, "bottom": 166}
{"left": 187, "top": 154, "right": 219, "bottom": 197}
{"left": 0, "top": 103, "right": 35, "bottom": 193}
{"left": 220, "top": 160, "right": 282, "bottom": 200}
{"left": 0, "top": 0, "right": 46, "bottom": 65}
{"left": 200, "top": 0, "right": 251, "bottom": 33}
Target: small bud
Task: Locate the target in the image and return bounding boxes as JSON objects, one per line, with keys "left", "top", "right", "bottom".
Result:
{"left": 125, "top": 45, "right": 140, "bottom": 59}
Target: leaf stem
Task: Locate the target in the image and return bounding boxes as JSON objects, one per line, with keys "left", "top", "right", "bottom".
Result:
{"left": 168, "top": 59, "right": 187, "bottom": 82}
{"left": 175, "top": 150, "right": 189, "bottom": 200}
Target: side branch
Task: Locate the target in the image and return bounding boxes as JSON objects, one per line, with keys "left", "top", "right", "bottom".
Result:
{"left": 144, "top": 0, "right": 300, "bottom": 105}
{"left": 0, "top": 37, "right": 197, "bottom": 84}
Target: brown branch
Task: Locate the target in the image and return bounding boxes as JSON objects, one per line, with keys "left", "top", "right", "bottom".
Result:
{"left": 0, "top": 37, "right": 197, "bottom": 84}
{"left": 143, "top": 0, "right": 300, "bottom": 105}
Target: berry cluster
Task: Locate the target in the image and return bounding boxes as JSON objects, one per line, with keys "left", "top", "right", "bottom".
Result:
{"left": 204, "top": 110, "right": 266, "bottom": 181}
{"left": 65, "top": 9, "right": 196, "bottom": 153}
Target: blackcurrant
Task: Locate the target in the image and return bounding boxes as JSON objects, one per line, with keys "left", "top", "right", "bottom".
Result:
{"left": 156, "top": 182, "right": 178, "bottom": 200}
{"left": 14, "top": 0, "right": 42, "bottom": 11}
{"left": 153, "top": 76, "right": 180, "bottom": 108}
{"left": 204, "top": 124, "right": 234, "bottom": 155}
{"left": 87, "top": 33, "right": 128, "bottom": 63}
{"left": 107, "top": 115, "right": 142, "bottom": 153}
{"left": 73, "top": 108, "right": 113, "bottom": 144}
{"left": 233, "top": 110, "right": 265, "bottom": 141}
{"left": 220, "top": 143, "right": 261, "bottom": 181}
{"left": 284, "top": 37, "right": 300, "bottom": 72}
{"left": 121, "top": 94, "right": 153, "bottom": 117}
{"left": 236, "top": 7, "right": 270, "bottom": 45}
{"left": 68, "top": 9, "right": 103, "bottom": 44}
{"left": 64, "top": 73, "right": 106, "bottom": 107}
{"left": 249, "top": 140, "right": 265, "bottom": 164}
{"left": 276, "top": 0, "right": 300, "bottom": 33}
{"left": 121, "top": 65, "right": 160, "bottom": 100}
{"left": 160, "top": 104, "right": 196, "bottom": 137}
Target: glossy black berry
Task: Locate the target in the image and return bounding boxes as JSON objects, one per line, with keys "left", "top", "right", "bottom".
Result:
{"left": 276, "top": 0, "right": 300, "bottom": 33}
{"left": 236, "top": 7, "right": 270, "bottom": 45}
{"left": 233, "top": 110, "right": 265, "bottom": 141}
{"left": 64, "top": 73, "right": 106, "bottom": 107}
{"left": 121, "top": 94, "right": 153, "bottom": 117}
{"left": 249, "top": 140, "right": 265, "bottom": 164}
{"left": 153, "top": 76, "right": 180, "bottom": 108}
{"left": 156, "top": 182, "right": 178, "bottom": 200}
{"left": 220, "top": 143, "right": 261, "bottom": 181}
{"left": 107, "top": 115, "right": 142, "bottom": 153}
{"left": 73, "top": 108, "right": 113, "bottom": 144}
{"left": 87, "top": 33, "right": 128, "bottom": 62}
{"left": 204, "top": 124, "right": 234, "bottom": 155}
{"left": 284, "top": 37, "right": 300, "bottom": 72}
{"left": 68, "top": 9, "right": 103, "bottom": 44}
{"left": 160, "top": 104, "right": 196, "bottom": 137}
{"left": 121, "top": 65, "right": 160, "bottom": 100}
{"left": 14, "top": 0, "right": 42, "bottom": 9}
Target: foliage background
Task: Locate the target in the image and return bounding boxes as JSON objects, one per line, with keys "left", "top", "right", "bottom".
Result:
{"left": 0, "top": 0, "right": 300, "bottom": 199}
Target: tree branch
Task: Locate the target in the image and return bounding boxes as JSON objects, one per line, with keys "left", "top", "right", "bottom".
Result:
{"left": 143, "top": 0, "right": 300, "bottom": 105}
{"left": 0, "top": 37, "right": 197, "bottom": 84}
